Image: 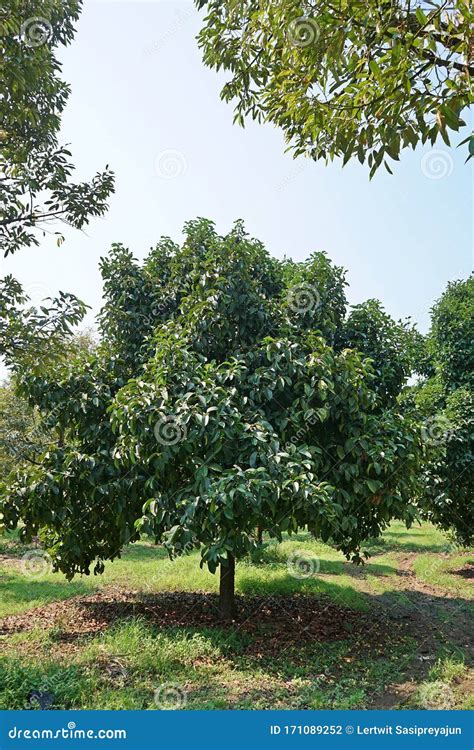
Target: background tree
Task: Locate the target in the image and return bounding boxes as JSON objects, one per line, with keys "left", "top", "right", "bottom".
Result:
{"left": 1, "top": 220, "right": 422, "bottom": 619}
{"left": 413, "top": 276, "right": 473, "bottom": 545}
{"left": 0, "top": 0, "right": 114, "bottom": 255}
{"left": 196, "top": 0, "right": 473, "bottom": 175}
{"left": 0, "top": 329, "right": 96, "bottom": 485}
{"left": 0, "top": 379, "right": 45, "bottom": 479}
{"left": 338, "top": 299, "right": 420, "bottom": 405}
{"left": 0, "top": 1, "right": 113, "bottom": 365}
{"left": 428, "top": 276, "right": 473, "bottom": 390}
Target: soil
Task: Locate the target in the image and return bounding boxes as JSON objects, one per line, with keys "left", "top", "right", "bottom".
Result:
{"left": 453, "top": 564, "right": 474, "bottom": 580}
{"left": 0, "top": 588, "right": 383, "bottom": 651}
{"left": 365, "top": 553, "right": 473, "bottom": 708}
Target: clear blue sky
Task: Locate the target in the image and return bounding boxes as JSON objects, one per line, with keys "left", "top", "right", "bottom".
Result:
{"left": 3, "top": 0, "right": 473, "bottom": 341}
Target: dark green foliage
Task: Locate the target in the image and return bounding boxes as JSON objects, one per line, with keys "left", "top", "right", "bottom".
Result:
{"left": 1, "top": 220, "right": 422, "bottom": 594}
{"left": 420, "top": 387, "right": 473, "bottom": 546}
{"left": 415, "top": 277, "right": 473, "bottom": 545}
{"left": 338, "top": 299, "right": 419, "bottom": 406}
{"left": 429, "top": 278, "right": 474, "bottom": 391}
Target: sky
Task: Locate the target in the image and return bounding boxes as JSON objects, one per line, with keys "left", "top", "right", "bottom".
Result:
{"left": 3, "top": 0, "right": 473, "bottom": 352}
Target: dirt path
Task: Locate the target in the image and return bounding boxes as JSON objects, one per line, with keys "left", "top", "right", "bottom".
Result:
{"left": 377, "top": 554, "right": 472, "bottom": 652}
{"left": 365, "top": 554, "right": 473, "bottom": 708}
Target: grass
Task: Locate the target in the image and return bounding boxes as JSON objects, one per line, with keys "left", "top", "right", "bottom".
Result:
{"left": 408, "top": 650, "right": 473, "bottom": 711}
{"left": 0, "top": 521, "right": 472, "bottom": 710}
{"left": 361, "top": 521, "right": 454, "bottom": 554}
{"left": 0, "top": 571, "right": 91, "bottom": 619}
{"left": 414, "top": 553, "right": 474, "bottom": 600}
{"left": 0, "top": 618, "right": 420, "bottom": 711}
{"left": 0, "top": 521, "right": 439, "bottom": 618}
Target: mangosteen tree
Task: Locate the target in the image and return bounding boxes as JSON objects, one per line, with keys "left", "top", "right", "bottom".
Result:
{"left": 2, "top": 219, "right": 422, "bottom": 619}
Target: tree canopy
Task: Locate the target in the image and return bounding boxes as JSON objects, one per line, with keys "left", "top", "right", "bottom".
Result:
{"left": 414, "top": 276, "right": 473, "bottom": 546}
{"left": 0, "top": 0, "right": 113, "bottom": 364}
{"left": 0, "top": 0, "right": 114, "bottom": 255}
{"left": 196, "top": 0, "right": 474, "bottom": 174}
{"left": 1, "top": 219, "right": 423, "bottom": 617}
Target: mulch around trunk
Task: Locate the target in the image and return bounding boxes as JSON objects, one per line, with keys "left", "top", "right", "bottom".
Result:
{"left": 0, "top": 588, "right": 386, "bottom": 653}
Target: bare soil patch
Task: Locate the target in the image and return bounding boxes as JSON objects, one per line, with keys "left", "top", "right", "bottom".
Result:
{"left": 452, "top": 564, "right": 474, "bottom": 580}
{"left": 0, "top": 588, "right": 393, "bottom": 659}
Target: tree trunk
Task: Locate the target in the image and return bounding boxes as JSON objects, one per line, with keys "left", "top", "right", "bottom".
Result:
{"left": 257, "top": 526, "right": 263, "bottom": 543}
{"left": 219, "top": 554, "right": 236, "bottom": 620}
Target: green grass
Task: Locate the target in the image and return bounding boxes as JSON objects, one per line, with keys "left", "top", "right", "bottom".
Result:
{"left": 361, "top": 521, "right": 454, "bottom": 554}
{"left": 408, "top": 650, "right": 472, "bottom": 710}
{"left": 414, "top": 553, "right": 474, "bottom": 599}
{"left": 0, "top": 521, "right": 449, "bottom": 618}
{"left": 0, "top": 618, "right": 419, "bottom": 710}
{"left": 0, "top": 521, "right": 472, "bottom": 710}
{"left": 0, "top": 570, "right": 91, "bottom": 618}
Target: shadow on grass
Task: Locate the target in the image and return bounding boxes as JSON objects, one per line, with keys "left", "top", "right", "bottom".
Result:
{"left": 0, "top": 656, "right": 99, "bottom": 711}
{"left": 363, "top": 533, "right": 452, "bottom": 554}
{"left": 451, "top": 562, "right": 474, "bottom": 579}
{"left": 120, "top": 542, "right": 169, "bottom": 562}
{"left": 1, "top": 583, "right": 471, "bottom": 711}
{"left": 237, "top": 568, "right": 374, "bottom": 610}
{"left": 0, "top": 571, "right": 90, "bottom": 609}
{"left": 376, "top": 585, "right": 474, "bottom": 621}
{"left": 252, "top": 546, "right": 396, "bottom": 577}
{"left": 0, "top": 534, "right": 169, "bottom": 563}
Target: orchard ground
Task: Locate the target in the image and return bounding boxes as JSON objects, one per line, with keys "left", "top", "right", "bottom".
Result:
{"left": 0, "top": 522, "right": 472, "bottom": 710}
